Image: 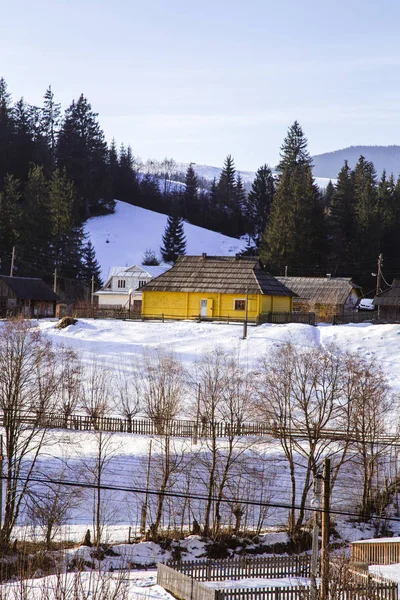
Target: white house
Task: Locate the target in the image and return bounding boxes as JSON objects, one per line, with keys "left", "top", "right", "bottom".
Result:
{"left": 94, "top": 264, "right": 171, "bottom": 311}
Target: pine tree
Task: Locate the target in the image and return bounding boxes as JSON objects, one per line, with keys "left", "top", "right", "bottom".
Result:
{"left": 261, "top": 123, "right": 325, "bottom": 272}
{"left": 0, "top": 78, "right": 14, "bottom": 183}
{"left": 118, "top": 144, "right": 138, "bottom": 201}
{"left": 160, "top": 215, "right": 186, "bottom": 263}
{"left": 11, "top": 98, "right": 36, "bottom": 182}
{"left": 245, "top": 164, "right": 275, "bottom": 249}
{"left": 329, "top": 160, "right": 356, "bottom": 269}
{"left": 19, "top": 166, "right": 51, "bottom": 274}
{"left": 81, "top": 240, "right": 102, "bottom": 288}
{"left": 276, "top": 121, "right": 312, "bottom": 174}
{"left": 353, "top": 155, "right": 378, "bottom": 263}
{"left": 57, "top": 94, "right": 114, "bottom": 219}
{"left": 142, "top": 249, "right": 160, "bottom": 266}
{"left": 0, "top": 175, "right": 21, "bottom": 271}
{"left": 48, "top": 168, "right": 76, "bottom": 274}
{"left": 216, "top": 155, "right": 243, "bottom": 235}
{"left": 183, "top": 163, "right": 198, "bottom": 220}
{"left": 322, "top": 180, "right": 334, "bottom": 209}
{"left": 40, "top": 86, "right": 61, "bottom": 170}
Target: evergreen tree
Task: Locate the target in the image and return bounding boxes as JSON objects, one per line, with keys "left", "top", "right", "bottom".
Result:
{"left": 57, "top": 94, "right": 114, "bottom": 219}
{"left": 81, "top": 239, "right": 102, "bottom": 288}
{"left": 261, "top": 123, "right": 325, "bottom": 272}
{"left": 48, "top": 168, "right": 77, "bottom": 274}
{"left": 118, "top": 144, "right": 139, "bottom": 201}
{"left": 40, "top": 86, "right": 61, "bottom": 170}
{"left": 142, "top": 248, "right": 160, "bottom": 266}
{"left": 245, "top": 164, "right": 275, "bottom": 249}
{"left": 0, "top": 78, "right": 14, "bottom": 184}
{"left": 329, "top": 160, "right": 356, "bottom": 270}
{"left": 160, "top": 215, "right": 186, "bottom": 263}
{"left": 108, "top": 139, "right": 120, "bottom": 197}
{"left": 183, "top": 163, "right": 198, "bottom": 220}
{"left": 235, "top": 174, "right": 247, "bottom": 214}
{"left": 353, "top": 155, "right": 378, "bottom": 262}
{"left": 216, "top": 155, "right": 243, "bottom": 235}
{"left": 19, "top": 166, "right": 51, "bottom": 274}
{"left": 276, "top": 121, "right": 312, "bottom": 173}
{"left": 0, "top": 175, "right": 21, "bottom": 271}
{"left": 11, "top": 98, "right": 36, "bottom": 182}
{"left": 322, "top": 180, "right": 334, "bottom": 209}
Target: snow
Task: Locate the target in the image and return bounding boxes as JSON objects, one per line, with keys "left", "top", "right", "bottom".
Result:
{"left": 205, "top": 577, "right": 311, "bottom": 590}
{"left": 86, "top": 201, "right": 247, "bottom": 280}
{"left": 370, "top": 564, "right": 400, "bottom": 583}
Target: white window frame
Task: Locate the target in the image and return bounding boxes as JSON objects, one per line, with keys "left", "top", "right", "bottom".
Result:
{"left": 233, "top": 298, "right": 246, "bottom": 311}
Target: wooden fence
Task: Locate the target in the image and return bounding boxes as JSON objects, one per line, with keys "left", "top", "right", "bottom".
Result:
{"left": 157, "top": 563, "right": 216, "bottom": 600}
{"left": 2, "top": 411, "right": 400, "bottom": 446}
{"left": 332, "top": 312, "right": 379, "bottom": 325}
{"left": 350, "top": 540, "right": 400, "bottom": 565}
{"left": 167, "top": 556, "right": 311, "bottom": 581}
{"left": 158, "top": 558, "right": 398, "bottom": 600}
{"left": 257, "top": 313, "right": 316, "bottom": 326}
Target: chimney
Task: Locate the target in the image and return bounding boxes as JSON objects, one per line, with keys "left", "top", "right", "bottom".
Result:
{"left": 202, "top": 253, "right": 207, "bottom": 260}
{"left": 326, "top": 273, "right": 331, "bottom": 279}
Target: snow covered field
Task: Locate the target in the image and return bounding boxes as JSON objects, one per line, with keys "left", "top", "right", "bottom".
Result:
{"left": 86, "top": 201, "right": 247, "bottom": 280}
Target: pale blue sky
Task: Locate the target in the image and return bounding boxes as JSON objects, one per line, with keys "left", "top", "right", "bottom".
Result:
{"left": 2, "top": 0, "right": 400, "bottom": 170}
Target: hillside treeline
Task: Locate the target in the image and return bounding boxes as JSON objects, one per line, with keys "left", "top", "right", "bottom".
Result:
{"left": 2, "top": 78, "right": 400, "bottom": 289}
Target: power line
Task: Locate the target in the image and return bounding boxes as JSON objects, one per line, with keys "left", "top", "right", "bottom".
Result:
{"left": 10, "top": 474, "right": 400, "bottom": 525}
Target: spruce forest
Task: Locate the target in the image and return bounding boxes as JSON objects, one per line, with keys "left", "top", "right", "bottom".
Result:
{"left": 1, "top": 78, "right": 400, "bottom": 297}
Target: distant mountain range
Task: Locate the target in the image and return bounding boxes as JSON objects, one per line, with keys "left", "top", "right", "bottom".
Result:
{"left": 311, "top": 145, "right": 400, "bottom": 179}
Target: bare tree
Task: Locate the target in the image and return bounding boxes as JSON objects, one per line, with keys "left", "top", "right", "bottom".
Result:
{"left": 113, "top": 367, "right": 141, "bottom": 432}
{"left": 136, "top": 348, "right": 186, "bottom": 537}
{"left": 26, "top": 460, "right": 83, "bottom": 548}
{"left": 54, "top": 345, "right": 83, "bottom": 427}
{"left": 82, "top": 360, "right": 113, "bottom": 429}
{"left": 193, "top": 349, "right": 256, "bottom": 537}
{"left": 0, "top": 319, "right": 59, "bottom": 550}
{"left": 255, "top": 342, "right": 354, "bottom": 537}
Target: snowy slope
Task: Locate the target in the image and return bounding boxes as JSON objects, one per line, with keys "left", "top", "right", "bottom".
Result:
{"left": 85, "top": 201, "right": 247, "bottom": 280}
{"left": 177, "top": 162, "right": 334, "bottom": 188}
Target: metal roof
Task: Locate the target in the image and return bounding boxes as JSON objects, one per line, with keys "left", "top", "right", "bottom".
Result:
{"left": 374, "top": 279, "right": 400, "bottom": 306}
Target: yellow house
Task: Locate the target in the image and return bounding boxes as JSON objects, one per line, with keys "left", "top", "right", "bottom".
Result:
{"left": 141, "top": 254, "right": 295, "bottom": 320}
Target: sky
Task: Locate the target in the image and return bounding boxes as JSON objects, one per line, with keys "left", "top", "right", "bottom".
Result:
{"left": 2, "top": 0, "right": 400, "bottom": 171}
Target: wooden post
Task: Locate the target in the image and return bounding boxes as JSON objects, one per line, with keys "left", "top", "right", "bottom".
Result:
{"left": 91, "top": 275, "right": 95, "bottom": 305}
{"left": 243, "top": 288, "right": 249, "bottom": 340}
{"left": 140, "top": 439, "right": 152, "bottom": 534}
{"left": 9, "top": 246, "right": 15, "bottom": 277}
{"left": 53, "top": 268, "right": 57, "bottom": 294}
{"left": 320, "top": 458, "right": 331, "bottom": 600}
{"left": 311, "top": 471, "right": 322, "bottom": 600}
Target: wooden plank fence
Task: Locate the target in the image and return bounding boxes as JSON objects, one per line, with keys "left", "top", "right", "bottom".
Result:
{"left": 158, "top": 557, "right": 398, "bottom": 600}
{"left": 2, "top": 411, "right": 400, "bottom": 446}
{"left": 167, "top": 556, "right": 311, "bottom": 581}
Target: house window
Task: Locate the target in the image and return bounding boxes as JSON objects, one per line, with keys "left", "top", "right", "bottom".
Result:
{"left": 138, "top": 280, "right": 147, "bottom": 288}
{"left": 234, "top": 299, "right": 246, "bottom": 311}
{"left": 117, "top": 280, "right": 126, "bottom": 288}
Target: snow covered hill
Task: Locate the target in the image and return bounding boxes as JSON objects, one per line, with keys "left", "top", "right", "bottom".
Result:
{"left": 177, "top": 162, "right": 334, "bottom": 188}
{"left": 85, "top": 200, "right": 246, "bottom": 280}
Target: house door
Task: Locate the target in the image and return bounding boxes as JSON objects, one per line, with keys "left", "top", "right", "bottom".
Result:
{"left": 200, "top": 299, "right": 207, "bottom": 317}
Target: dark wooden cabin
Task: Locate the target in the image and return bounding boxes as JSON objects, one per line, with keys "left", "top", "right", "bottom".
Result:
{"left": 374, "top": 279, "right": 400, "bottom": 321}
{"left": 0, "top": 276, "right": 59, "bottom": 318}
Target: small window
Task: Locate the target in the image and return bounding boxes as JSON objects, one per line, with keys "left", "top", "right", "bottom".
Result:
{"left": 234, "top": 299, "right": 246, "bottom": 311}
{"left": 138, "top": 280, "right": 147, "bottom": 288}
{"left": 117, "top": 279, "right": 126, "bottom": 288}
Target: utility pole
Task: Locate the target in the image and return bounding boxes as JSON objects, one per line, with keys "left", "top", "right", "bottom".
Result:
{"left": 193, "top": 384, "right": 201, "bottom": 445}
{"left": 9, "top": 247, "right": 15, "bottom": 277}
{"left": 310, "top": 470, "right": 322, "bottom": 600}
{"left": 285, "top": 265, "right": 288, "bottom": 277}
{"left": 243, "top": 287, "right": 249, "bottom": 340}
{"left": 320, "top": 458, "right": 331, "bottom": 600}
{"left": 0, "top": 435, "right": 3, "bottom": 532}
{"left": 53, "top": 269, "right": 57, "bottom": 294}
{"left": 376, "top": 253, "right": 383, "bottom": 296}
{"left": 91, "top": 275, "right": 95, "bottom": 305}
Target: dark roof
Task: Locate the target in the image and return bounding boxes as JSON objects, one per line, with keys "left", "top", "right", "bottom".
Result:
{"left": 142, "top": 255, "right": 295, "bottom": 296}
{"left": 374, "top": 279, "right": 400, "bottom": 306}
{"left": 276, "top": 276, "right": 361, "bottom": 305}
{"left": 0, "top": 276, "right": 59, "bottom": 301}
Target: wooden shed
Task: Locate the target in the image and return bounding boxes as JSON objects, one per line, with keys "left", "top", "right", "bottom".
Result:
{"left": 374, "top": 280, "right": 400, "bottom": 321}
{"left": 276, "top": 276, "right": 362, "bottom": 321}
{"left": 350, "top": 537, "right": 400, "bottom": 565}
{"left": 0, "top": 275, "right": 59, "bottom": 318}
{"left": 141, "top": 254, "right": 295, "bottom": 321}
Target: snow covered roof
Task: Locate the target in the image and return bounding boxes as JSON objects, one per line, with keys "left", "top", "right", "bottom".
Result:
{"left": 105, "top": 264, "right": 171, "bottom": 281}
{"left": 142, "top": 255, "right": 295, "bottom": 296}
{"left": 277, "top": 276, "right": 361, "bottom": 305}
